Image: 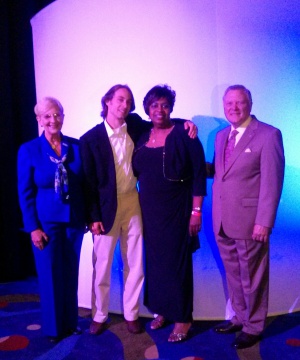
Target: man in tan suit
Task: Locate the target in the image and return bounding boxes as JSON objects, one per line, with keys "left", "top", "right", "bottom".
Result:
{"left": 212, "top": 85, "right": 285, "bottom": 349}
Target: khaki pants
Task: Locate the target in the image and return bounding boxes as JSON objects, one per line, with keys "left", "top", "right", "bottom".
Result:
{"left": 92, "top": 190, "right": 144, "bottom": 323}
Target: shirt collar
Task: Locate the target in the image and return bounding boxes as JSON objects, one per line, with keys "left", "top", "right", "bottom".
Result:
{"left": 104, "top": 120, "right": 127, "bottom": 138}
{"left": 230, "top": 115, "right": 252, "bottom": 133}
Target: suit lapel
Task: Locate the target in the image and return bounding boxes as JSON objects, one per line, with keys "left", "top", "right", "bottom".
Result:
{"left": 40, "top": 132, "right": 56, "bottom": 160}
{"left": 220, "top": 127, "right": 231, "bottom": 171}
{"left": 94, "top": 122, "right": 114, "bottom": 165}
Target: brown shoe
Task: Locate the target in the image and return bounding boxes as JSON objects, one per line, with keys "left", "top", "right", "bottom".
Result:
{"left": 89, "top": 320, "right": 107, "bottom": 335}
{"left": 126, "top": 319, "right": 142, "bottom": 334}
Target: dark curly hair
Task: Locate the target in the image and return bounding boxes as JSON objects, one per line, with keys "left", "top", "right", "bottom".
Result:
{"left": 143, "top": 84, "right": 176, "bottom": 116}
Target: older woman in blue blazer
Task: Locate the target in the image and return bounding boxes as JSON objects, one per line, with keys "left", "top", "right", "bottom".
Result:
{"left": 18, "top": 97, "right": 85, "bottom": 342}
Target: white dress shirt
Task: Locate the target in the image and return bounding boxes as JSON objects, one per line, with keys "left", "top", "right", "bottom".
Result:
{"left": 229, "top": 116, "right": 252, "bottom": 146}
{"left": 104, "top": 120, "right": 136, "bottom": 194}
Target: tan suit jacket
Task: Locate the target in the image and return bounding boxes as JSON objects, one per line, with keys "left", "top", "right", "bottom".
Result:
{"left": 212, "top": 116, "right": 284, "bottom": 334}
{"left": 212, "top": 116, "right": 284, "bottom": 239}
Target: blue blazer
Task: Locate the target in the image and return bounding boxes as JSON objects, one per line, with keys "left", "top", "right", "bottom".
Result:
{"left": 18, "top": 132, "right": 85, "bottom": 232}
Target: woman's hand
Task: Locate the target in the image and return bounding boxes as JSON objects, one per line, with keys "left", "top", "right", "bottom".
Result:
{"left": 31, "top": 229, "right": 48, "bottom": 250}
{"left": 184, "top": 120, "right": 198, "bottom": 139}
{"left": 189, "top": 214, "right": 202, "bottom": 236}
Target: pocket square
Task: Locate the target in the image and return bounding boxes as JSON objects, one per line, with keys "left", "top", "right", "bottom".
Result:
{"left": 245, "top": 148, "right": 251, "bottom": 153}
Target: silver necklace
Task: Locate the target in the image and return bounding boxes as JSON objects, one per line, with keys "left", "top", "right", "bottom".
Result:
{"left": 150, "top": 123, "right": 174, "bottom": 144}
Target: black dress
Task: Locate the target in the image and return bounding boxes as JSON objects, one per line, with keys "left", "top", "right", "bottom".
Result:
{"left": 133, "top": 144, "right": 196, "bottom": 322}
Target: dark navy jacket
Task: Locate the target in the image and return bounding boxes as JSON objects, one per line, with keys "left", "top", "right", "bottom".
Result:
{"left": 79, "top": 113, "right": 150, "bottom": 234}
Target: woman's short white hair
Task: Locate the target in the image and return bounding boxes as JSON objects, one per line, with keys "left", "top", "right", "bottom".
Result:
{"left": 34, "top": 97, "right": 64, "bottom": 116}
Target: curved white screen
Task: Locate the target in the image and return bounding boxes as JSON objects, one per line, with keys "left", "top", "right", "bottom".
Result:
{"left": 31, "top": 0, "right": 300, "bottom": 319}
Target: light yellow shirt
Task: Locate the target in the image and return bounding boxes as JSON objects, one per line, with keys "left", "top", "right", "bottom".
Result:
{"left": 230, "top": 116, "right": 252, "bottom": 146}
{"left": 104, "top": 120, "right": 136, "bottom": 194}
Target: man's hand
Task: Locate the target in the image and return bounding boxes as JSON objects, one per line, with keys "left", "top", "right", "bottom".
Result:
{"left": 89, "top": 221, "right": 105, "bottom": 235}
{"left": 252, "top": 224, "right": 271, "bottom": 243}
{"left": 184, "top": 120, "right": 198, "bottom": 139}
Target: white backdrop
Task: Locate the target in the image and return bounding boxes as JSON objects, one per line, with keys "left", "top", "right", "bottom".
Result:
{"left": 31, "top": 0, "right": 300, "bottom": 319}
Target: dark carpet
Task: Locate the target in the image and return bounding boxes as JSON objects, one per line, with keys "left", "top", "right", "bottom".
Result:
{"left": 0, "top": 277, "right": 300, "bottom": 360}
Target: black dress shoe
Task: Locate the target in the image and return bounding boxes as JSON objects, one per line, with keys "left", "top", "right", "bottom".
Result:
{"left": 214, "top": 321, "right": 243, "bottom": 334}
{"left": 232, "top": 331, "right": 262, "bottom": 349}
{"left": 48, "top": 336, "right": 61, "bottom": 343}
{"left": 68, "top": 326, "right": 82, "bottom": 335}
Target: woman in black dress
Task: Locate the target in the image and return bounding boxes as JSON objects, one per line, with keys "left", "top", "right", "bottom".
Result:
{"left": 132, "top": 85, "right": 206, "bottom": 342}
